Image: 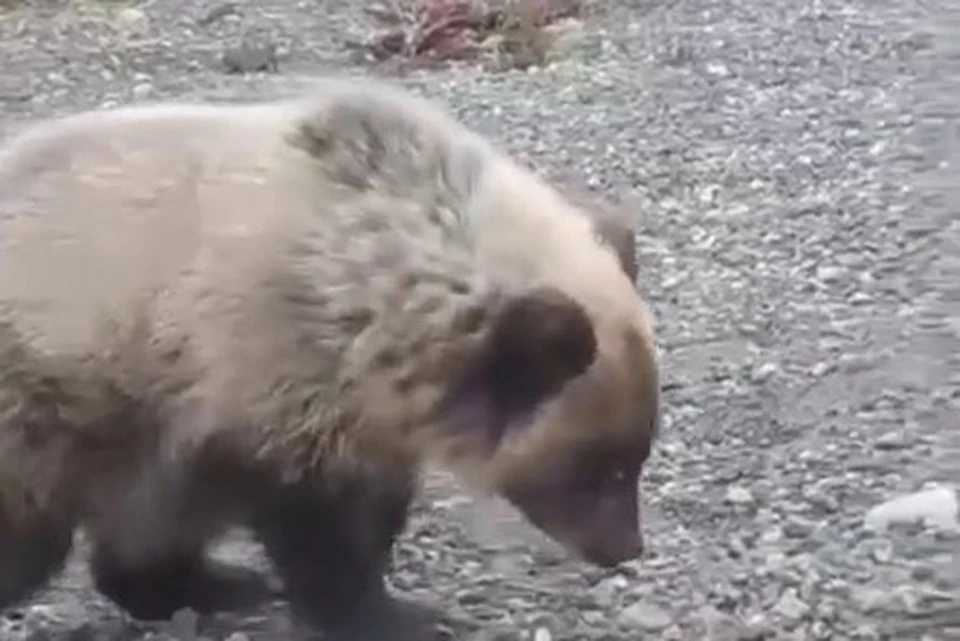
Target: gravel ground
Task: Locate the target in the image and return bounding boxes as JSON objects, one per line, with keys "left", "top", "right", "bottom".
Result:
{"left": 0, "top": 0, "right": 958, "bottom": 640}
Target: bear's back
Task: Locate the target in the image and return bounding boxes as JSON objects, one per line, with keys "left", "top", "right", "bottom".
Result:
{"left": 0, "top": 101, "right": 317, "bottom": 356}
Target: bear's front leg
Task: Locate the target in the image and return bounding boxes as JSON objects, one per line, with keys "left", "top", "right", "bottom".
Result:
{"left": 89, "top": 542, "right": 272, "bottom": 621}
{"left": 252, "top": 471, "right": 435, "bottom": 641}
{"left": 0, "top": 509, "right": 75, "bottom": 611}
{"left": 85, "top": 459, "right": 273, "bottom": 621}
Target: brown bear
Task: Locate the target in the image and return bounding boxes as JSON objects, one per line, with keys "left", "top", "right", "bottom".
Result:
{"left": 0, "top": 77, "right": 660, "bottom": 640}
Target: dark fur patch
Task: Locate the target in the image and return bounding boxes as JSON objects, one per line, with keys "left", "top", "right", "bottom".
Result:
{"left": 0, "top": 511, "right": 74, "bottom": 609}
{"left": 250, "top": 470, "right": 421, "bottom": 638}
{"left": 440, "top": 287, "right": 597, "bottom": 447}
{"left": 91, "top": 548, "right": 271, "bottom": 620}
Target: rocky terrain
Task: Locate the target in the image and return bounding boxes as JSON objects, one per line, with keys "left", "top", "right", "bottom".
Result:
{"left": 0, "top": 0, "right": 957, "bottom": 639}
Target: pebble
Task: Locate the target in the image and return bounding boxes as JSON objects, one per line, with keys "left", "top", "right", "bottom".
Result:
{"left": 816, "top": 265, "right": 845, "bottom": 282}
{"left": 197, "top": 2, "right": 240, "bottom": 26}
{"left": 115, "top": 7, "right": 148, "bottom": 31}
{"left": 783, "top": 516, "right": 817, "bottom": 538}
{"left": 849, "top": 291, "right": 873, "bottom": 305}
{"left": 705, "top": 61, "right": 731, "bottom": 77}
{"left": 751, "top": 361, "right": 778, "bottom": 382}
{"left": 222, "top": 40, "right": 279, "bottom": 74}
{"left": 699, "top": 605, "right": 748, "bottom": 639}
{"left": 743, "top": 613, "right": 775, "bottom": 639}
{"left": 131, "top": 82, "right": 153, "bottom": 100}
{"left": 773, "top": 589, "right": 811, "bottom": 624}
{"left": 851, "top": 586, "right": 893, "bottom": 613}
{"left": 869, "top": 538, "right": 895, "bottom": 564}
{"left": 532, "top": 628, "right": 552, "bottom": 641}
{"left": 864, "top": 485, "right": 960, "bottom": 533}
{"left": 851, "top": 623, "right": 882, "bottom": 640}
{"left": 618, "top": 601, "right": 673, "bottom": 631}
{"left": 725, "top": 486, "right": 755, "bottom": 505}
{"left": 875, "top": 431, "right": 913, "bottom": 450}
{"left": 910, "top": 563, "right": 936, "bottom": 581}
{"left": 803, "top": 486, "right": 840, "bottom": 513}
{"left": 590, "top": 576, "right": 627, "bottom": 607}
{"left": 760, "top": 525, "right": 784, "bottom": 544}
{"left": 168, "top": 609, "right": 199, "bottom": 640}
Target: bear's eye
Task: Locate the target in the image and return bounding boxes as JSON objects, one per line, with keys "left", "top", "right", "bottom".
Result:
{"left": 563, "top": 444, "right": 640, "bottom": 495}
{"left": 607, "top": 464, "right": 638, "bottom": 490}
{"left": 590, "top": 461, "right": 633, "bottom": 492}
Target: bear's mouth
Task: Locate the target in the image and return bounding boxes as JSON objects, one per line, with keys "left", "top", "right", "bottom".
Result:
{"left": 498, "top": 461, "right": 644, "bottom": 569}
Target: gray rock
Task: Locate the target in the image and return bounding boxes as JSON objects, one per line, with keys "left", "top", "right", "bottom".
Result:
{"left": 618, "top": 601, "right": 673, "bottom": 632}
{"left": 852, "top": 586, "right": 897, "bottom": 613}
{"left": 590, "top": 576, "right": 627, "bottom": 608}
{"left": 783, "top": 516, "right": 818, "bottom": 539}
{"left": 698, "top": 605, "right": 750, "bottom": 641}
{"left": 222, "top": 39, "right": 279, "bottom": 74}
{"left": 168, "top": 609, "right": 200, "bottom": 641}
{"left": 773, "top": 589, "right": 811, "bottom": 625}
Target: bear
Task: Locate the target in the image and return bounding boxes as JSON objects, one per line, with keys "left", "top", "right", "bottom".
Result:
{"left": 0, "top": 76, "right": 660, "bottom": 640}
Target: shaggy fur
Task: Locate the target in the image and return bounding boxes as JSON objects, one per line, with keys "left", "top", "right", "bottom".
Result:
{"left": 0, "top": 77, "right": 660, "bottom": 639}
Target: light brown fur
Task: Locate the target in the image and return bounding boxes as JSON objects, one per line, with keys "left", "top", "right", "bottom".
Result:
{"left": 0, "top": 77, "right": 659, "bottom": 637}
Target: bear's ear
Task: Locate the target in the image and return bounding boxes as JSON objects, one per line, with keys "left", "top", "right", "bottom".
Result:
{"left": 590, "top": 209, "right": 638, "bottom": 284}
{"left": 550, "top": 179, "right": 639, "bottom": 284}
{"left": 440, "top": 287, "right": 597, "bottom": 449}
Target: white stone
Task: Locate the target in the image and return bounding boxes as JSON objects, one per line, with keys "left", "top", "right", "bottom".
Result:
{"left": 725, "top": 486, "right": 755, "bottom": 505}
{"left": 533, "top": 628, "right": 552, "bottom": 641}
{"left": 705, "top": 61, "right": 730, "bottom": 77}
{"left": 132, "top": 82, "right": 153, "bottom": 100}
{"left": 864, "top": 485, "right": 959, "bottom": 533}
